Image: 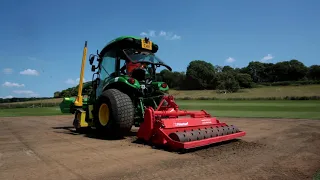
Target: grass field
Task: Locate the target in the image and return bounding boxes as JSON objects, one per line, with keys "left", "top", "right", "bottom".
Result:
{"left": 314, "top": 171, "right": 320, "bottom": 180}
{"left": 170, "top": 84, "right": 320, "bottom": 99}
{"left": 178, "top": 100, "right": 320, "bottom": 119}
{"left": 0, "top": 107, "right": 64, "bottom": 117}
{"left": 2, "top": 85, "right": 320, "bottom": 107}
{"left": 1, "top": 100, "right": 320, "bottom": 119}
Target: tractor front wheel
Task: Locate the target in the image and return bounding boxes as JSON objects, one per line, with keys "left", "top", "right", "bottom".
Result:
{"left": 96, "top": 89, "right": 134, "bottom": 137}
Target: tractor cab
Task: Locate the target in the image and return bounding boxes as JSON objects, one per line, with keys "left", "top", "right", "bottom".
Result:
{"left": 121, "top": 48, "right": 172, "bottom": 81}
{"left": 89, "top": 36, "right": 172, "bottom": 100}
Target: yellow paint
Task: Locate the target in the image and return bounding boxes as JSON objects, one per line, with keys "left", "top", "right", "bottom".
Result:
{"left": 88, "top": 105, "right": 94, "bottom": 119}
{"left": 98, "top": 103, "right": 110, "bottom": 126}
{"left": 78, "top": 109, "right": 88, "bottom": 127}
{"left": 141, "top": 39, "right": 152, "bottom": 50}
{"left": 74, "top": 41, "right": 88, "bottom": 107}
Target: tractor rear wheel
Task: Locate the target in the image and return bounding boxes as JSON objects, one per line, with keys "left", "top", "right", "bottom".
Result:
{"left": 95, "top": 89, "right": 134, "bottom": 136}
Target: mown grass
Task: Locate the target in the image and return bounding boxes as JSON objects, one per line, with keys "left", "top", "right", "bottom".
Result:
{"left": 170, "top": 84, "right": 320, "bottom": 99}
{"left": 1, "top": 85, "right": 320, "bottom": 107}
{"left": 176, "top": 100, "right": 320, "bottom": 120}
{"left": 1, "top": 100, "right": 319, "bottom": 119}
{"left": 1, "top": 85, "right": 320, "bottom": 119}
{"left": 0, "top": 107, "right": 65, "bottom": 117}
{"left": 314, "top": 170, "right": 320, "bottom": 180}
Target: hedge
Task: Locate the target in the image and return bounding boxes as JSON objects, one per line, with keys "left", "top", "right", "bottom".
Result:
{"left": 1, "top": 96, "right": 320, "bottom": 109}
{"left": 259, "top": 80, "right": 320, "bottom": 86}
{"left": 174, "top": 96, "right": 320, "bottom": 100}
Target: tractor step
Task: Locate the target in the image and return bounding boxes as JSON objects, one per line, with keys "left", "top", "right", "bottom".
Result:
{"left": 136, "top": 95, "right": 246, "bottom": 151}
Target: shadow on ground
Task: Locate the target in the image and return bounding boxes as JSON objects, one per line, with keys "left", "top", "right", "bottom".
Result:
{"left": 52, "top": 126, "right": 137, "bottom": 141}
{"left": 131, "top": 137, "right": 243, "bottom": 154}
{"left": 51, "top": 125, "right": 249, "bottom": 154}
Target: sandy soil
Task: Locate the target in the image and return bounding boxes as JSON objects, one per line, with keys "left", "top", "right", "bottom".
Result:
{"left": 0, "top": 115, "right": 319, "bottom": 180}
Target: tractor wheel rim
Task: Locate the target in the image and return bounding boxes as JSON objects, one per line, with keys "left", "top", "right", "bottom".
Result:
{"left": 99, "top": 103, "right": 110, "bottom": 126}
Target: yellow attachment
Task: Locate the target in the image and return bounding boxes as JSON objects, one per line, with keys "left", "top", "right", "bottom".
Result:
{"left": 141, "top": 39, "right": 152, "bottom": 50}
{"left": 74, "top": 41, "right": 88, "bottom": 107}
{"left": 99, "top": 103, "right": 110, "bottom": 126}
{"left": 76, "top": 109, "right": 88, "bottom": 128}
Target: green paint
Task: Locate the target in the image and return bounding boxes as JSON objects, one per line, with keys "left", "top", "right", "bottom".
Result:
{"left": 59, "top": 97, "right": 88, "bottom": 113}
{"left": 103, "top": 75, "right": 141, "bottom": 89}
{"left": 153, "top": 81, "right": 169, "bottom": 91}
{"left": 101, "top": 35, "right": 159, "bottom": 53}
{"left": 106, "top": 36, "right": 143, "bottom": 46}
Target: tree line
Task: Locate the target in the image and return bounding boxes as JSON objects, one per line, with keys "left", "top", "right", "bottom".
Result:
{"left": 50, "top": 59, "right": 320, "bottom": 98}
{"left": 0, "top": 97, "right": 53, "bottom": 104}
{"left": 1, "top": 59, "right": 318, "bottom": 104}
{"left": 161, "top": 59, "right": 320, "bottom": 91}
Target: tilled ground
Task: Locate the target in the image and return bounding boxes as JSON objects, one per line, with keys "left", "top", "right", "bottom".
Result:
{"left": 0, "top": 115, "right": 319, "bottom": 180}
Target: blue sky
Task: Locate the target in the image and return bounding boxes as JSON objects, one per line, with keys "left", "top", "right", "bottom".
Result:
{"left": 1, "top": 0, "right": 320, "bottom": 98}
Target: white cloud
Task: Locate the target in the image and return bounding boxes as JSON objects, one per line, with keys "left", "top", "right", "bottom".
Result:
{"left": 170, "top": 34, "right": 181, "bottom": 40}
{"left": 140, "top": 30, "right": 156, "bottom": 37}
{"left": 225, "top": 57, "right": 236, "bottom": 63}
{"left": 0, "top": 95, "right": 13, "bottom": 99}
{"left": 140, "top": 32, "right": 148, "bottom": 36}
{"left": 260, "top": 54, "right": 274, "bottom": 62}
{"left": 2, "top": 81, "right": 25, "bottom": 87}
{"left": 20, "top": 69, "right": 39, "bottom": 76}
{"left": 157, "top": 31, "right": 181, "bottom": 40}
{"left": 161, "top": 31, "right": 181, "bottom": 40}
{"left": 149, "top": 30, "right": 156, "bottom": 37}
{"left": 159, "top": 31, "right": 166, "bottom": 36}
{"left": 140, "top": 30, "right": 181, "bottom": 40}
{"left": 3, "top": 68, "right": 13, "bottom": 74}
{"left": 65, "top": 78, "right": 86, "bottom": 85}
{"left": 13, "top": 90, "right": 39, "bottom": 97}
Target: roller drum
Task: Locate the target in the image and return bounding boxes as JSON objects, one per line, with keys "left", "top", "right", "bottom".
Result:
{"left": 168, "top": 125, "right": 241, "bottom": 142}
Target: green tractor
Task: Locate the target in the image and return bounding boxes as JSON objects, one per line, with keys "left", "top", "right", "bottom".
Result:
{"left": 60, "top": 36, "right": 172, "bottom": 136}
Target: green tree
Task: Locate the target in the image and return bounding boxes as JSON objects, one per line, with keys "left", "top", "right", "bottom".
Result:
{"left": 236, "top": 73, "right": 254, "bottom": 88}
{"left": 246, "top": 61, "right": 267, "bottom": 83}
{"left": 54, "top": 91, "right": 61, "bottom": 98}
{"left": 308, "top": 65, "right": 320, "bottom": 80}
{"left": 186, "top": 60, "right": 216, "bottom": 90}
{"left": 288, "top": 59, "right": 308, "bottom": 81}
{"left": 222, "top": 66, "right": 234, "bottom": 73}
{"left": 216, "top": 72, "right": 240, "bottom": 92}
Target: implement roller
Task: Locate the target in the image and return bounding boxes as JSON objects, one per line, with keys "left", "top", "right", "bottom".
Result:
{"left": 59, "top": 36, "right": 246, "bottom": 152}
{"left": 137, "top": 95, "right": 246, "bottom": 150}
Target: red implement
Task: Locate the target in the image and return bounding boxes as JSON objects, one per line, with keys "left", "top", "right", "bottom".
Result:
{"left": 137, "top": 95, "right": 246, "bottom": 151}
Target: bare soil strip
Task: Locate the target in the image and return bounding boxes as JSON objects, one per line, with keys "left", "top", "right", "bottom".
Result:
{"left": 0, "top": 115, "right": 319, "bottom": 180}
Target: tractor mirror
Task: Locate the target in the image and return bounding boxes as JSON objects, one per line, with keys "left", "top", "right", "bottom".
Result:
{"left": 89, "top": 56, "right": 95, "bottom": 65}
{"left": 91, "top": 65, "right": 96, "bottom": 72}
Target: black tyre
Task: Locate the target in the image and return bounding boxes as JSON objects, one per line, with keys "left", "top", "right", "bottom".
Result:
{"left": 95, "top": 89, "right": 134, "bottom": 136}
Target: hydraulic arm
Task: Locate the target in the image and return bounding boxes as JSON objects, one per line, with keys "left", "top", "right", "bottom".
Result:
{"left": 74, "top": 41, "right": 88, "bottom": 107}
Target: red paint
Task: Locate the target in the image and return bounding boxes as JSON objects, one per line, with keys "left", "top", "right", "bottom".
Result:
{"left": 136, "top": 95, "right": 246, "bottom": 151}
